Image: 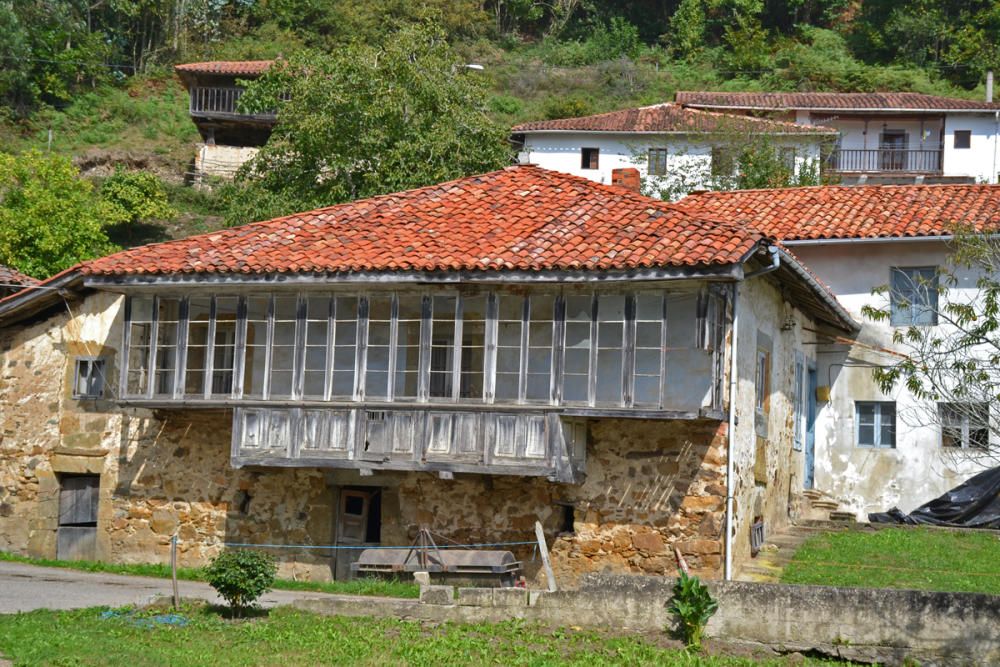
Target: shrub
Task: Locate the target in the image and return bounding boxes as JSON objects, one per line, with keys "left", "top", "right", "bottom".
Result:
{"left": 205, "top": 549, "right": 277, "bottom": 617}
{"left": 667, "top": 571, "right": 718, "bottom": 650}
{"left": 543, "top": 97, "right": 591, "bottom": 120}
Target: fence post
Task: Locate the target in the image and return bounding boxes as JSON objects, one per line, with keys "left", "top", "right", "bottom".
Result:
{"left": 170, "top": 534, "right": 179, "bottom": 610}
{"left": 534, "top": 521, "right": 557, "bottom": 593}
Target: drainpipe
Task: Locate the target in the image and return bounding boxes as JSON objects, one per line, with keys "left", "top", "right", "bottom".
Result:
{"left": 724, "top": 244, "right": 780, "bottom": 581}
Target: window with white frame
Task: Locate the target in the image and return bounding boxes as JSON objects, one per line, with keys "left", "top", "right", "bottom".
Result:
{"left": 595, "top": 294, "right": 626, "bottom": 404}
{"left": 495, "top": 294, "right": 523, "bottom": 401}
{"left": 525, "top": 294, "right": 555, "bottom": 402}
{"left": 633, "top": 293, "right": 664, "bottom": 407}
{"left": 890, "top": 267, "right": 938, "bottom": 326}
{"left": 856, "top": 401, "right": 896, "bottom": 448}
{"left": 153, "top": 298, "right": 180, "bottom": 397}
{"left": 939, "top": 403, "right": 989, "bottom": 449}
{"left": 562, "top": 294, "right": 592, "bottom": 404}
{"left": 73, "top": 357, "right": 106, "bottom": 399}
{"left": 393, "top": 294, "right": 423, "bottom": 400}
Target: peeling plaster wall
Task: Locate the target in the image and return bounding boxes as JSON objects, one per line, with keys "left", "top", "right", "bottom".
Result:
{"left": 792, "top": 241, "right": 986, "bottom": 517}
{"left": 728, "top": 276, "right": 816, "bottom": 570}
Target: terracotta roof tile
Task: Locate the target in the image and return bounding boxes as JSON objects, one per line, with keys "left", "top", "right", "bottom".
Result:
{"left": 676, "top": 184, "right": 1000, "bottom": 241}
{"left": 0, "top": 266, "right": 38, "bottom": 286}
{"left": 82, "top": 166, "right": 764, "bottom": 277}
{"left": 676, "top": 91, "right": 1000, "bottom": 112}
{"left": 512, "top": 103, "right": 835, "bottom": 135}
{"left": 174, "top": 60, "right": 273, "bottom": 76}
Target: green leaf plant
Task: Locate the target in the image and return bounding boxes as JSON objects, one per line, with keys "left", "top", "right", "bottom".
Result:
{"left": 667, "top": 570, "right": 719, "bottom": 650}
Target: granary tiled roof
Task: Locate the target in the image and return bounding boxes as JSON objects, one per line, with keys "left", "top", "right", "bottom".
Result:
{"left": 676, "top": 91, "right": 1000, "bottom": 112}
{"left": 677, "top": 184, "right": 1000, "bottom": 241}
{"left": 174, "top": 60, "right": 273, "bottom": 76}
{"left": 0, "top": 265, "right": 38, "bottom": 287}
{"left": 511, "top": 103, "right": 836, "bottom": 135}
{"left": 82, "top": 165, "right": 764, "bottom": 277}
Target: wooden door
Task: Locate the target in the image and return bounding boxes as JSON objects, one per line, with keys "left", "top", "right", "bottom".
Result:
{"left": 334, "top": 489, "right": 375, "bottom": 580}
{"left": 57, "top": 475, "right": 99, "bottom": 561}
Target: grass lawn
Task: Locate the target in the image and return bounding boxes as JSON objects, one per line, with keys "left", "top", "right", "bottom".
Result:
{"left": 0, "top": 604, "right": 854, "bottom": 666}
{"left": 0, "top": 551, "right": 419, "bottom": 599}
{"left": 781, "top": 526, "right": 1000, "bottom": 594}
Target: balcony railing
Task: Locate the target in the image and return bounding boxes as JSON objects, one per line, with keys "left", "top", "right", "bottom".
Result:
{"left": 827, "top": 148, "right": 942, "bottom": 174}
{"left": 189, "top": 86, "right": 277, "bottom": 121}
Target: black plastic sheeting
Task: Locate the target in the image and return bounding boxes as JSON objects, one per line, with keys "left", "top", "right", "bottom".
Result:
{"left": 869, "top": 465, "right": 1000, "bottom": 529}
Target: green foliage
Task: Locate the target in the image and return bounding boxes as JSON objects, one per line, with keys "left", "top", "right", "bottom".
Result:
{"left": 204, "top": 549, "right": 277, "bottom": 616}
{"left": 668, "top": 0, "right": 707, "bottom": 60}
{"left": 228, "top": 23, "right": 512, "bottom": 226}
{"left": 101, "top": 169, "right": 176, "bottom": 228}
{"left": 782, "top": 527, "right": 1000, "bottom": 595}
{"left": 543, "top": 96, "right": 592, "bottom": 120}
{"left": 667, "top": 570, "right": 719, "bottom": 650}
{"left": 0, "top": 606, "right": 855, "bottom": 666}
{"left": 0, "top": 151, "right": 116, "bottom": 278}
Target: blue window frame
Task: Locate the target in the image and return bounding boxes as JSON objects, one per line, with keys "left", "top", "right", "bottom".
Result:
{"left": 890, "top": 267, "right": 938, "bottom": 326}
{"left": 856, "top": 401, "right": 896, "bottom": 448}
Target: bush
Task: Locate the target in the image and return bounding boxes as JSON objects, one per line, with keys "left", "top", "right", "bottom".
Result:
{"left": 205, "top": 549, "right": 277, "bottom": 616}
{"left": 543, "top": 97, "right": 592, "bottom": 120}
{"left": 667, "top": 571, "right": 718, "bottom": 650}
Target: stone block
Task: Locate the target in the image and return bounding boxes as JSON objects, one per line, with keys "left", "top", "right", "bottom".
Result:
{"left": 457, "top": 587, "right": 494, "bottom": 607}
{"left": 528, "top": 590, "right": 546, "bottom": 606}
{"left": 493, "top": 588, "right": 528, "bottom": 607}
{"left": 419, "top": 585, "right": 454, "bottom": 605}
{"left": 631, "top": 532, "right": 664, "bottom": 553}
{"left": 681, "top": 495, "right": 723, "bottom": 512}
{"left": 677, "top": 539, "right": 721, "bottom": 555}
{"left": 150, "top": 509, "right": 178, "bottom": 536}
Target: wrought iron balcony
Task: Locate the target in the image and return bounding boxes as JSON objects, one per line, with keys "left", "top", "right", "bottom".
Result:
{"left": 188, "top": 86, "right": 277, "bottom": 121}
{"left": 827, "top": 148, "right": 942, "bottom": 174}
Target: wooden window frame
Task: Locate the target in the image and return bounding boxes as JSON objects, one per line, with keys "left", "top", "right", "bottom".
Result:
{"left": 581, "top": 147, "right": 599, "bottom": 170}
{"left": 938, "top": 402, "right": 990, "bottom": 449}
{"left": 953, "top": 130, "right": 971, "bottom": 149}
{"left": 73, "top": 356, "right": 106, "bottom": 399}
{"left": 120, "top": 286, "right": 729, "bottom": 415}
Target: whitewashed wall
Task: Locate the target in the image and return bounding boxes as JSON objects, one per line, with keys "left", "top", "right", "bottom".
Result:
{"left": 517, "top": 132, "right": 822, "bottom": 200}
{"left": 943, "top": 113, "right": 1000, "bottom": 183}
{"left": 790, "top": 240, "right": 988, "bottom": 518}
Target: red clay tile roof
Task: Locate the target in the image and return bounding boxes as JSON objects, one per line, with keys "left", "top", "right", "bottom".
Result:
{"left": 174, "top": 60, "right": 273, "bottom": 76}
{"left": 512, "top": 103, "right": 836, "bottom": 135}
{"left": 82, "top": 166, "right": 765, "bottom": 277}
{"left": 0, "top": 265, "right": 38, "bottom": 286}
{"left": 676, "top": 184, "right": 1000, "bottom": 241}
{"left": 676, "top": 91, "right": 1000, "bottom": 112}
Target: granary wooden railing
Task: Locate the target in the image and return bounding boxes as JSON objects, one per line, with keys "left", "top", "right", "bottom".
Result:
{"left": 827, "top": 148, "right": 942, "bottom": 173}
{"left": 189, "top": 86, "right": 277, "bottom": 120}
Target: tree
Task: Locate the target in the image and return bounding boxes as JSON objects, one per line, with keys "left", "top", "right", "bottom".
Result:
{"left": 862, "top": 229, "right": 1000, "bottom": 469}
{"left": 0, "top": 151, "right": 116, "bottom": 279}
{"left": 225, "top": 23, "right": 512, "bottom": 226}
{"left": 100, "top": 168, "right": 176, "bottom": 244}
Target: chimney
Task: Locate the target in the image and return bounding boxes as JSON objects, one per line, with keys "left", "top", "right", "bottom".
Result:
{"left": 988, "top": 70, "right": 994, "bottom": 103}
{"left": 611, "top": 167, "right": 641, "bottom": 192}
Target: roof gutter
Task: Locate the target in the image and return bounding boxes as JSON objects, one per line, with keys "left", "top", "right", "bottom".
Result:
{"left": 781, "top": 235, "right": 954, "bottom": 246}
{"left": 513, "top": 129, "right": 835, "bottom": 137}
{"left": 683, "top": 105, "right": 997, "bottom": 114}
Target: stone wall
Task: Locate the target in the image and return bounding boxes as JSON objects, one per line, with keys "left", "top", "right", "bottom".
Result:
{"left": 299, "top": 574, "right": 1000, "bottom": 666}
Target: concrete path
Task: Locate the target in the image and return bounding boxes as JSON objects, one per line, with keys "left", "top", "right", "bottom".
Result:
{"left": 0, "top": 561, "right": 348, "bottom": 614}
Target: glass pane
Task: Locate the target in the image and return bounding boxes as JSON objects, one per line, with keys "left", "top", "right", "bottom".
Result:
{"left": 126, "top": 297, "right": 153, "bottom": 396}
{"left": 525, "top": 295, "right": 554, "bottom": 401}
{"left": 394, "top": 295, "right": 422, "bottom": 399}
{"left": 210, "top": 297, "right": 238, "bottom": 396}
{"left": 429, "top": 295, "right": 456, "bottom": 399}
{"left": 666, "top": 292, "right": 698, "bottom": 348}
{"left": 269, "top": 296, "right": 298, "bottom": 399}
{"left": 634, "top": 375, "right": 660, "bottom": 407}
{"left": 365, "top": 295, "right": 392, "bottom": 399}
{"left": 243, "top": 297, "right": 269, "bottom": 397}
{"left": 184, "top": 297, "right": 211, "bottom": 396}
{"left": 858, "top": 423, "right": 875, "bottom": 446}
{"left": 153, "top": 298, "right": 180, "bottom": 396}
{"left": 459, "top": 295, "right": 486, "bottom": 401}
{"left": 595, "top": 295, "right": 625, "bottom": 405}
{"left": 331, "top": 296, "right": 358, "bottom": 397}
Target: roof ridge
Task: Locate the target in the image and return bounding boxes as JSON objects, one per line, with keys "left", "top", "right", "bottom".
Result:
{"left": 686, "top": 182, "right": 1000, "bottom": 197}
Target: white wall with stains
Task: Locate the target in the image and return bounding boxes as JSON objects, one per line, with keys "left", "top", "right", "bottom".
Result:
{"left": 790, "top": 240, "right": 988, "bottom": 518}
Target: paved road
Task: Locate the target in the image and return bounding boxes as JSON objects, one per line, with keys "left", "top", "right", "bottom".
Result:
{"left": 0, "top": 561, "right": 339, "bottom": 614}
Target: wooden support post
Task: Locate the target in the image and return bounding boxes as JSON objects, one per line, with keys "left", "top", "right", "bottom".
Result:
{"left": 534, "top": 521, "right": 557, "bottom": 593}
{"left": 170, "top": 533, "right": 180, "bottom": 610}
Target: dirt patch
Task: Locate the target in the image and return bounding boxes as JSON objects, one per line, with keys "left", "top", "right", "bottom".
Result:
{"left": 74, "top": 148, "right": 185, "bottom": 184}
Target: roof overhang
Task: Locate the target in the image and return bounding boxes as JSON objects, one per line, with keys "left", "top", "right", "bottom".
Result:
{"left": 684, "top": 104, "right": 996, "bottom": 115}
{"left": 514, "top": 128, "right": 836, "bottom": 137}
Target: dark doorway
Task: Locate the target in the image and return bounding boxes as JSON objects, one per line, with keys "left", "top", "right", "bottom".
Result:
{"left": 333, "top": 486, "right": 382, "bottom": 580}
{"left": 879, "top": 130, "right": 908, "bottom": 170}
{"left": 57, "top": 475, "right": 99, "bottom": 560}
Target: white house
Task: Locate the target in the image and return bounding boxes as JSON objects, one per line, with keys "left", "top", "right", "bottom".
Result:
{"left": 678, "top": 184, "right": 1000, "bottom": 520}
{"left": 677, "top": 91, "right": 1000, "bottom": 185}
{"left": 512, "top": 103, "right": 836, "bottom": 200}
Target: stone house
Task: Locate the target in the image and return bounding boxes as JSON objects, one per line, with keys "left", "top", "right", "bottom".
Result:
{"left": 0, "top": 166, "right": 856, "bottom": 583}
{"left": 676, "top": 91, "right": 1000, "bottom": 185}
{"left": 512, "top": 103, "right": 835, "bottom": 200}
{"left": 678, "top": 183, "right": 1000, "bottom": 519}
